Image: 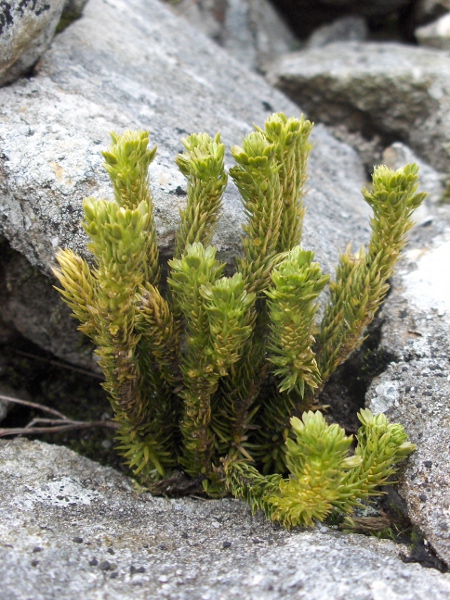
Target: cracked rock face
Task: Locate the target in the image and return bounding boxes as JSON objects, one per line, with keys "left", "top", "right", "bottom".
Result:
{"left": 415, "top": 0, "right": 450, "bottom": 24}
{"left": 1, "top": 438, "right": 450, "bottom": 600}
{"left": 266, "top": 42, "right": 450, "bottom": 173}
{"left": 166, "top": 0, "right": 297, "bottom": 72}
{"left": 415, "top": 12, "right": 450, "bottom": 50}
{"left": 0, "top": 0, "right": 66, "bottom": 86}
{"left": 366, "top": 209, "right": 450, "bottom": 566}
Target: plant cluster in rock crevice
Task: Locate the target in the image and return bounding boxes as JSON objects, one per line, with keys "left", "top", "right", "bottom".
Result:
{"left": 54, "top": 112, "right": 424, "bottom": 527}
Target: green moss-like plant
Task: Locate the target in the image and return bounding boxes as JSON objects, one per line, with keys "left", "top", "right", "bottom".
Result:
{"left": 54, "top": 113, "right": 424, "bottom": 526}
{"left": 225, "top": 409, "right": 415, "bottom": 527}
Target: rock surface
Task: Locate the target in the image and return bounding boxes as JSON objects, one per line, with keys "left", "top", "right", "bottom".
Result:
{"left": 0, "top": 0, "right": 370, "bottom": 366}
{"left": 0, "top": 245, "right": 95, "bottom": 369}
{"left": 416, "top": 12, "right": 450, "bottom": 50}
{"left": 415, "top": 0, "right": 450, "bottom": 24}
{"left": 305, "top": 16, "right": 368, "bottom": 49}
{"left": 266, "top": 42, "right": 450, "bottom": 172}
{"left": 166, "top": 0, "right": 297, "bottom": 72}
{"left": 1, "top": 438, "right": 450, "bottom": 600}
{"left": 366, "top": 207, "right": 450, "bottom": 566}
{"left": 1, "top": 0, "right": 450, "bottom": 583}
{"left": 0, "top": 0, "right": 66, "bottom": 86}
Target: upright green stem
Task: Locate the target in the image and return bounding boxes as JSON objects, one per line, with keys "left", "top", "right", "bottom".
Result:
{"left": 168, "top": 244, "right": 224, "bottom": 475}
{"left": 175, "top": 133, "right": 227, "bottom": 258}
{"left": 256, "top": 113, "right": 313, "bottom": 253}
{"left": 315, "top": 164, "right": 427, "bottom": 392}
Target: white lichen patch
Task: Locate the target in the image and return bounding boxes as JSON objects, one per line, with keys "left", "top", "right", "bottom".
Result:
{"left": 403, "top": 241, "right": 450, "bottom": 316}
{"left": 368, "top": 381, "right": 400, "bottom": 414}
{"left": 19, "top": 476, "right": 101, "bottom": 510}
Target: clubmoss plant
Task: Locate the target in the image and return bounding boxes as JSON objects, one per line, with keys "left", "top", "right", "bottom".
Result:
{"left": 54, "top": 113, "right": 424, "bottom": 527}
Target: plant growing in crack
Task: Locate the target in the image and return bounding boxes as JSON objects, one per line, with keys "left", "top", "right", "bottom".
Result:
{"left": 54, "top": 113, "right": 424, "bottom": 527}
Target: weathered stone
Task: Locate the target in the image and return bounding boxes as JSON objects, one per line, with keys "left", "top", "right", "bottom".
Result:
{"left": 0, "top": 246, "right": 96, "bottom": 370}
{"left": 416, "top": 13, "right": 450, "bottom": 50}
{"left": 322, "top": 123, "right": 384, "bottom": 175}
{"left": 166, "top": 0, "right": 297, "bottom": 72}
{"left": 266, "top": 42, "right": 450, "bottom": 172}
{"left": 0, "top": 0, "right": 371, "bottom": 367}
{"left": 1, "top": 437, "right": 450, "bottom": 599}
{"left": 306, "top": 16, "right": 368, "bottom": 48}
{"left": 366, "top": 209, "right": 450, "bottom": 566}
{"left": 415, "top": 0, "right": 450, "bottom": 24}
{"left": 0, "top": 0, "right": 66, "bottom": 86}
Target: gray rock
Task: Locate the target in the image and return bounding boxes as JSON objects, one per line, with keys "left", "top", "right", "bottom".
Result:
{"left": 324, "top": 123, "right": 384, "bottom": 174}
{"left": 416, "top": 12, "right": 450, "bottom": 50}
{"left": 266, "top": 42, "right": 450, "bottom": 173}
{"left": 164, "top": 0, "right": 223, "bottom": 43}
{"left": 0, "top": 0, "right": 66, "bottom": 87}
{"left": 415, "top": 0, "right": 450, "bottom": 24}
{"left": 1, "top": 437, "right": 450, "bottom": 599}
{"left": 166, "top": 0, "right": 298, "bottom": 72}
{"left": 0, "top": 246, "right": 96, "bottom": 370}
{"left": 306, "top": 16, "right": 368, "bottom": 49}
{"left": 366, "top": 209, "right": 450, "bottom": 566}
{"left": 0, "top": 0, "right": 371, "bottom": 366}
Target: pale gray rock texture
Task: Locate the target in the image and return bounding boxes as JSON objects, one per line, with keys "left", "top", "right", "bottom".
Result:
{"left": 306, "top": 16, "right": 368, "bottom": 49}
{"left": 266, "top": 42, "right": 450, "bottom": 173}
{"left": 166, "top": 0, "right": 298, "bottom": 72}
{"left": 415, "top": 0, "right": 450, "bottom": 23}
{"left": 416, "top": 12, "right": 450, "bottom": 50}
{"left": 366, "top": 210, "right": 450, "bottom": 566}
{"left": 0, "top": 0, "right": 66, "bottom": 86}
{"left": 1, "top": 437, "right": 450, "bottom": 600}
{"left": 0, "top": 0, "right": 371, "bottom": 366}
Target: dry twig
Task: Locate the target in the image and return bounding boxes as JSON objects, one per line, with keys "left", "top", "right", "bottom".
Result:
{"left": 0, "top": 393, "right": 118, "bottom": 437}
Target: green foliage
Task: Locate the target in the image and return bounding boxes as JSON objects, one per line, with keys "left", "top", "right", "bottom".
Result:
{"left": 316, "top": 164, "right": 426, "bottom": 386}
{"left": 225, "top": 409, "right": 415, "bottom": 528}
{"left": 266, "top": 247, "right": 329, "bottom": 397}
{"left": 54, "top": 113, "right": 423, "bottom": 526}
{"left": 174, "top": 133, "right": 228, "bottom": 259}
